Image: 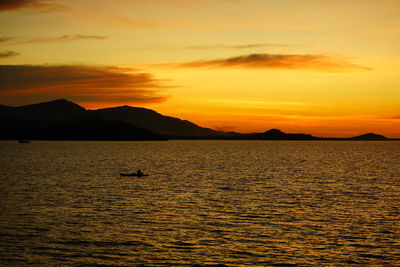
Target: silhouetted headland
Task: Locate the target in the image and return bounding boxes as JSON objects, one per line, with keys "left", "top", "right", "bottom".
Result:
{"left": 248, "top": 128, "right": 318, "bottom": 140}
{"left": 0, "top": 99, "right": 165, "bottom": 141}
{"left": 94, "top": 105, "right": 224, "bottom": 138}
{"left": 0, "top": 99, "right": 397, "bottom": 141}
{"left": 350, "top": 133, "right": 389, "bottom": 141}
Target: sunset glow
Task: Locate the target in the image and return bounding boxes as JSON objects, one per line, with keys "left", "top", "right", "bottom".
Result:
{"left": 1, "top": 0, "right": 400, "bottom": 137}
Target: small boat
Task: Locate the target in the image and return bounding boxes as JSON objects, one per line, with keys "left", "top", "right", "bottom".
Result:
{"left": 18, "top": 140, "right": 30, "bottom": 143}
{"left": 120, "top": 173, "right": 149, "bottom": 177}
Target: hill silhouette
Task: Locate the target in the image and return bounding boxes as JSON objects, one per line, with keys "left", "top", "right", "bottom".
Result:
{"left": 249, "top": 128, "right": 319, "bottom": 140}
{"left": 0, "top": 100, "right": 164, "bottom": 140}
{"left": 94, "top": 105, "right": 224, "bottom": 137}
{"left": 0, "top": 99, "right": 86, "bottom": 120}
{"left": 20, "top": 119, "right": 165, "bottom": 141}
{"left": 350, "top": 133, "right": 389, "bottom": 141}
{"left": 0, "top": 99, "right": 394, "bottom": 140}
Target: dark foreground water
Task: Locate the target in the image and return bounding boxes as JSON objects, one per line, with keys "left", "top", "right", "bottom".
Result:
{"left": 0, "top": 140, "right": 399, "bottom": 266}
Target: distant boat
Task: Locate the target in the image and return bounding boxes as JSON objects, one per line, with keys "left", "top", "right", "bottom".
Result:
{"left": 18, "top": 140, "right": 30, "bottom": 143}
{"left": 120, "top": 173, "right": 149, "bottom": 177}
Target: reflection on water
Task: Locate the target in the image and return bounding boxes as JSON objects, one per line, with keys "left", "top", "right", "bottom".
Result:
{"left": 0, "top": 140, "right": 400, "bottom": 266}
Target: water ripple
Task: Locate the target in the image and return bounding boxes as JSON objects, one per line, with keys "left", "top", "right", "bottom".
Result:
{"left": 1, "top": 140, "right": 400, "bottom": 265}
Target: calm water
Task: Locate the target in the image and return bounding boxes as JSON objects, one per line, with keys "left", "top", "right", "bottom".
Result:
{"left": 0, "top": 140, "right": 399, "bottom": 266}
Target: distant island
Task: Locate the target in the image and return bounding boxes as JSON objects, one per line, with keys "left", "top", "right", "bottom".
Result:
{"left": 0, "top": 99, "right": 397, "bottom": 141}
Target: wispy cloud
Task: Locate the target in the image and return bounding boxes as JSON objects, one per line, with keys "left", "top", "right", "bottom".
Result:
{"left": 0, "top": 37, "right": 15, "bottom": 43}
{"left": 0, "top": 65, "right": 169, "bottom": 105}
{"left": 6, "top": 34, "right": 108, "bottom": 45}
{"left": 121, "top": 0, "right": 242, "bottom": 9}
{"left": 175, "top": 53, "right": 372, "bottom": 72}
{"left": 136, "top": 43, "right": 290, "bottom": 51}
{"left": 0, "top": 0, "right": 34, "bottom": 11}
{"left": 0, "top": 51, "right": 20, "bottom": 58}
{"left": 183, "top": 43, "right": 290, "bottom": 50}
{"left": 117, "top": 15, "right": 158, "bottom": 28}
{"left": 212, "top": 124, "right": 237, "bottom": 132}
{"left": 0, "top": 0, "right": 67, "bottom": 12}
{"left": 74, "top": 34, "right": 107, "bottom": 40}
{"left": 382, "top": 115, "right": 400, "bottom": 120}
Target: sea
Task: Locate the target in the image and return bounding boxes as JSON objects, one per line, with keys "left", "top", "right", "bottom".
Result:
{"left": 0, "top": 140, "right": 399, "bottom": 266}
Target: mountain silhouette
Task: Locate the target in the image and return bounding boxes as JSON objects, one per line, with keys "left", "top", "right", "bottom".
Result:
{"left": 0, "top": 99, "right": 86, "bottom": 120}
{"left": 0, "top": 100, "right": 164, "bottom": 140}
{"left": 20, "top": 118, "right": 165, "bottom": 141}
{"left": 0, "top": 99, "right": 394, "bottom": 140}
{"left": 350, "top": 133, "right": 389, "bottom": 141}
{"left": 250, "top": 128, "right": 319, "bottom": 140}
{"left": 94, "top": 105, "right": 223, "bottom": 137}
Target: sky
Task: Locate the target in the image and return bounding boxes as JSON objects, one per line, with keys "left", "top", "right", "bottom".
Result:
{"left": 1, "top": 0, "right": 399, "bottom": 137}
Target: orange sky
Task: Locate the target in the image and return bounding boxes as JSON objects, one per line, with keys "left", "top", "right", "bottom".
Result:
{"left": 1, "top": 0, "right": 399, "bottom": 137}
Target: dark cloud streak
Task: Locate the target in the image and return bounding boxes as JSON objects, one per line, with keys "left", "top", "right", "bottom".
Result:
{"left": 183, "top": 43, "right": 290, "bottom": 50}
{"left": 9, "top": 34, "right": 108, "bottom": 45}
{"left": 176, "top": 53, "right": 372, "bottom": 72}
{"left": 74, "top": 34, "right": 107, "bottom": 40}
{"left": 386, "top": 116, "right": 400, "bottom": 120}
{"left": 0, "top": 0, "right": 32, "bottom": 11}
{"left": 0, "top": 37, "right": 15, "bottom": 43}
{"left": 0, "top": 0, "right": 66, "bottom": 12}
{"left": 0, "top": 65, "right": 169, "bottom": 105}
{"left": 0, "top": 51, "right": 20, "bottom": 58}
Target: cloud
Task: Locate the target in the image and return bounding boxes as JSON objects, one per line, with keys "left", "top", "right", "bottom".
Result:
{"left": 120, "top": 0, "right": 242, "bottom": 9}
{"left": 183, "top": 43, "right": 290, "bottom": 50}
{"left": 136, "top": 43, "right": 289, "bottom": 51}
{"left": 0, "top": 0, "right": 66, "bottom": 12}
{"left": 0, "top": 51, "right": 19, "bottom": 58}
{"left": 212, "top": 124, "right": 237, "bottom": 132}
{"left": 176, "top": 53, "right": 372, "bottom": 72}
{"left": 0, "top": 37, "right": 15, "bottom": 43}
{"left": 383, "top": 116, "right": 400, "bottom": 120}
{"left": 0, "top": 65, "right": 169, "bottom": 105}
{"left": 117, "top": 15, "right": 158, "bottom": 28}
{"left": 74, "top": 34, "right": 108, "bottom": 40}
{"left": 0, "top": 0, "right": 33, "bottom": 11}
{"left": 8, "top": 34, "right": 107, "bottom": 45}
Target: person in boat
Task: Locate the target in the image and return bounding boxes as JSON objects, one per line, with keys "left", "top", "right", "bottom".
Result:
{"left": 136, "top": 169, "right": 143, "bottom": 176}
